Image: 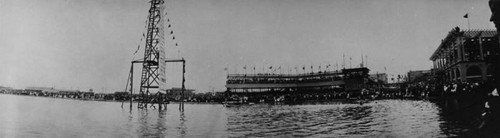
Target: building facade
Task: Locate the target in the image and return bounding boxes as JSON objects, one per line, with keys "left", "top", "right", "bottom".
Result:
{"left": 430, "top": 27, "right": 500, "bottom": 82}
{"left": 225, "top": 67, "right": 370, "bottom": 94}
{"left": 369, "top": 73, "right": 388, "bottom": 84}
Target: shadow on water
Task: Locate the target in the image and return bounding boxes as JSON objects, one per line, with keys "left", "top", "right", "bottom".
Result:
{"left": 432, "top": 97, "right": 500, "bottom": 137}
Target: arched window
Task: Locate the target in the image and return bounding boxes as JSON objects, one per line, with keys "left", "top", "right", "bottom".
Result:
{"left": 466, "top": 66, "right": 482, "bottom": 77}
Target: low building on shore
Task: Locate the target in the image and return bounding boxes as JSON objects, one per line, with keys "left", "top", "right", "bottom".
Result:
{"left": 369, "top": 73, "right": 388, "bottom": 84}
{"left": 165, "top": 87, "right": 196, "bottom": 100}
{"left": 0, "top": 86, "right": 13, "bottom": 93}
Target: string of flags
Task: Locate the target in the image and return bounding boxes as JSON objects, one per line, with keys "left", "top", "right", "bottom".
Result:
{"left": 224, "top": 64, "right": 343, "bottom": 74}
{"left": 165, "top": 11, "right": 179, "bottom": 47}
{"left": 133, "top": 18, "right": 150, "bottom": 55}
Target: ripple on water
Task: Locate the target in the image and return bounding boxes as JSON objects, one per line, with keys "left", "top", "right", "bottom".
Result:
{"left": 0, "top": 95, "right": 478, "bottom": 137}
{"left": 226, "top": 100, "right": 444, "bottom": 137}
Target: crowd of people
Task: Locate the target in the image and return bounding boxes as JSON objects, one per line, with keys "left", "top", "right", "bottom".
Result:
{"left": 402, "top": 77, "right": 500, "bottom": 133}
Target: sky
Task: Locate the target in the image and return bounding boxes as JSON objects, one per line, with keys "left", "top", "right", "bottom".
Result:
{"left": 0, "top": 0, "right": 496, "bottom": 93}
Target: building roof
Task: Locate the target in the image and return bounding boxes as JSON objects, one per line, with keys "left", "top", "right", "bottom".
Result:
{"left": 462, "top": 29, "right": 496, "bottom": 38}
{"left": 430, "top": 27, "right": 497, "bottom": 60}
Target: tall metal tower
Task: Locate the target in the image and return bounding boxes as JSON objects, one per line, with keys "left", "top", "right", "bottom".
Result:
{"left": 138, "top": 0, "right": 167, "bottom": 108}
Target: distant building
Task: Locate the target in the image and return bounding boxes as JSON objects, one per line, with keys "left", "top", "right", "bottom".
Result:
{"left": 430, "top": 27, "right": 500, "bottom": 82}
{"left": 0, "top": 86, "right": 12, "bottom": 93}
{"left": 25, "top": 87, "right": 58, "bottom": 93}
{"left": 407, "top": 70, "right": 432, "bottom": 83}
{"left": 369, "top": 73, "right": 388, "bottom": 84}
{"left": 165, "top": 87, "right": 196, "bottom": 98}
{"left": 0, "top": 86, "right": 12, "bottom": 90}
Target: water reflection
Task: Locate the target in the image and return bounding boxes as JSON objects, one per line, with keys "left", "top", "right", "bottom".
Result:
{"left": 178, "top": 111, "right": 187, "bottom": 136}
{"left": 154, "top": 110, "right": 167, "bottom": 136}
{"left": 137, "top": 109, "right": 153, "bottom": 137}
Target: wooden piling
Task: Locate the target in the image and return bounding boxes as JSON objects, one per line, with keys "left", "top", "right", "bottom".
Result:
{"left": 180, "top": 59, "right": 186, "bottom": 111}
{"left": 130, "top": 64, "right": 133, "bottom": 110}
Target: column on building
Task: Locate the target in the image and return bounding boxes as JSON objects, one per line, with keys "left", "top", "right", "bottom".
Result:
{"left": 433, "top": 59, "right": 437, "bottom": 69}
{"left": 457, "top": 38, "right": 464, "bottom": 62}
{"left": 438, "top": 56, "right": 443, "bottom": 70}
{"left": 479, "top": 34, "right": 485, "bottom": 60}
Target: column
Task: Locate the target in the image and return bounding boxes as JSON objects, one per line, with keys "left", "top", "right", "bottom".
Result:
{"left": 479, "top": 36, "right": 485, "bottom": 60}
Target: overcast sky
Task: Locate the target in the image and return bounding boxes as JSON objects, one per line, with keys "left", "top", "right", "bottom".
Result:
{"left": 0, "top": 0, "right": 496, "bottom": 93}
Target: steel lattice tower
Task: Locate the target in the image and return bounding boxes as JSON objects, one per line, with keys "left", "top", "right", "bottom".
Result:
{"left": 139, "top": 0, "right": 166, "bottom": 108}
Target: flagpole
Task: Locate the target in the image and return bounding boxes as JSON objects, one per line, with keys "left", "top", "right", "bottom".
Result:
{"left": 465, "top": 12, "right": 470, "bottom": 30}
{"left": 467, "top": 14, "right": 470, "bottom": 30}
{"left": 349, "top": 57, "right": 352, "bottom": 69}
{"left": 253, "top": 64, "right": 255, "bottom": 75}
{"left": 343, "top": 53, "right": 345, "bottom": 69}
{"left": 365, "top": 55, "right": 368, "bottom": 67}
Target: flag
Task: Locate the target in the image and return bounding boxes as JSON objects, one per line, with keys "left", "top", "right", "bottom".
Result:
{"left": 168, "top": 24, "right": 171, "bottom": 28}
{"left": 173, "top": 36, "right": 175, "bottom": 40}
{"left": 303, "top": 66, "right": 305, "bottom": 70}
{"left": 463, "top": 13, "right": 468, "bottom": 18}
{"left": 175, "top": 43, "right": 178, "bottom": 46}
{"left": 171, "top": 30, "right": 174, "bottom": 34}
{"left": 224, "top": 67, "right": 228, "bottom": 71}
{"left": 243, "top": 66, "right": 247, "bottom": 69}
{"left": 133, "top": 44, "right": 140, "bottom": 54}
{"left": 269, "top": 66, "right": 272, "bottom": 69}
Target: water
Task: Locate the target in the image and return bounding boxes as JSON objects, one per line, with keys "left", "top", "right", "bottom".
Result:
{"left": 0, "top": 94, "right": 474, "bottom": 137}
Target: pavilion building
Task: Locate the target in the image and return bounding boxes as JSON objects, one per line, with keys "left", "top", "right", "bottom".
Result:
{"left": 430, "top": 27, "right": 500, "bottom": 82}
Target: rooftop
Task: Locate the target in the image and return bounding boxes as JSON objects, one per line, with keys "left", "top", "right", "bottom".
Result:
{"left": 429, "top": 27, "right": 497, "bottom": 60}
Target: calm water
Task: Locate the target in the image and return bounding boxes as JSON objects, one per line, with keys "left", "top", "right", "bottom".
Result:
{"left": 0, "top": 94, "right": 472, "bottom": 137}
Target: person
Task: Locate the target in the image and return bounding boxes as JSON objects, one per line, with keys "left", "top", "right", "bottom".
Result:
{"left": 479, "top": 88, "right": 500, "bottom": 135}
{"left": 490, "top": 0, "right": 500, "bottom": 34}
